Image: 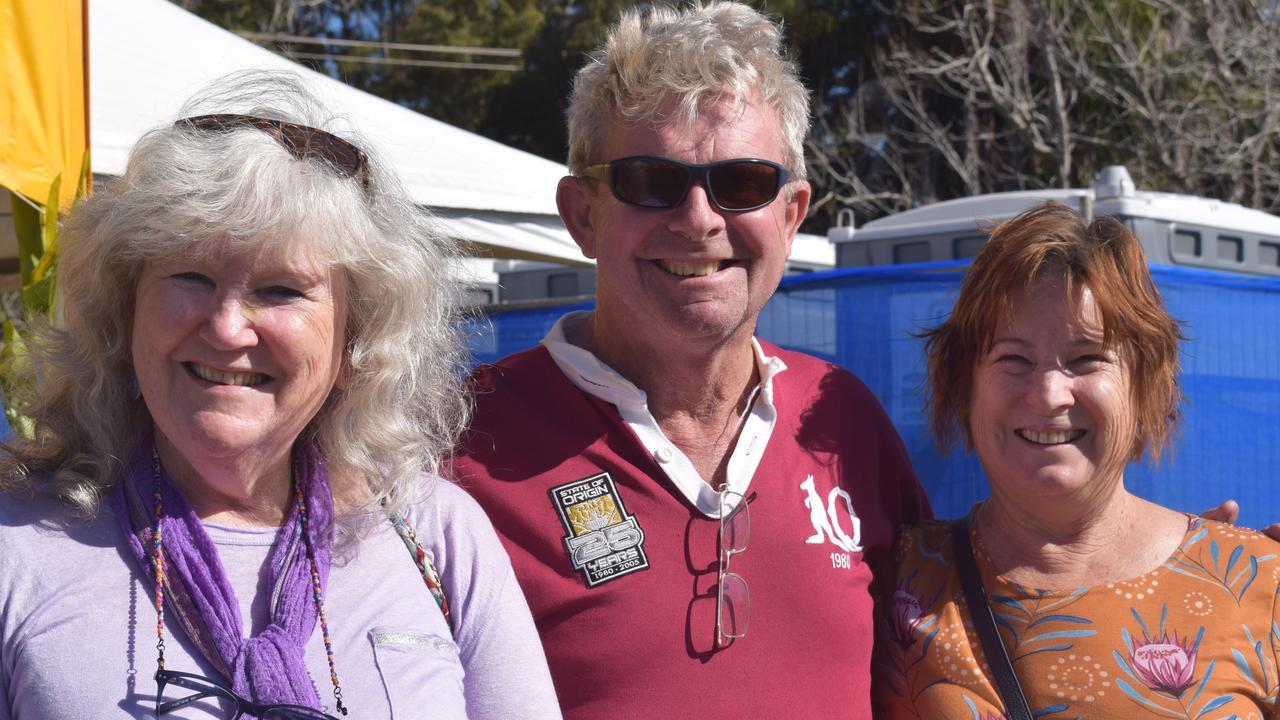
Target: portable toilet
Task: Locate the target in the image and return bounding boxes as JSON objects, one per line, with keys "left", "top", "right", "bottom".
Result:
{"left": 829, "top": 166, "right": 1280, "bottom": 277}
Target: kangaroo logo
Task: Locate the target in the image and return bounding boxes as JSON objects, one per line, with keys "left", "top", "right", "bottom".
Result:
{"left": 800, "top": 475, "right": 863, "bottom": 553}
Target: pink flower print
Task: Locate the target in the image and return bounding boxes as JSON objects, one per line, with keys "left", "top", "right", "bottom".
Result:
{"left": 888, "top": 580, "right": 924, "bottom": 647}
{"left": 1130, "top": 631, "right": 1198, "bottom": 698}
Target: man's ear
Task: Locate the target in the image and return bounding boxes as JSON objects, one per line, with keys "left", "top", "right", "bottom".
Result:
{"left": 781, "top": 179, "right": 811, "bottom": 258}
{"left": 557, "top": 175, "right": 600, "bottom": 259}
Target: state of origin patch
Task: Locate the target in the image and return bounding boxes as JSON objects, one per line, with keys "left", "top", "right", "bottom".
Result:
{"left": 549, "top": 472, "right": 650, "bottom": 587}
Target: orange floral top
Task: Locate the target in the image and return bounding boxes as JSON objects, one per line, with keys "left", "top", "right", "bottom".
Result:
{"left": 873, "top": 516, "right": 1280, "bottom": 720}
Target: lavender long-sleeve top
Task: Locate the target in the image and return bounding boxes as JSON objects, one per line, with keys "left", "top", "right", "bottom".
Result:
{"left": 0, "top": 476, "right": 562, "bottom": 719}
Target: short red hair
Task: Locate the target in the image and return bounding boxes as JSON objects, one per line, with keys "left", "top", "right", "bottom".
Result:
{"left": 923, "top": 202, "right": 1184, "bottom": 461}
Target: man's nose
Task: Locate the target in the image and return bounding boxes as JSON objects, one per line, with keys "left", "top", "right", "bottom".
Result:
{"left": 665, "top": 180, "right": 728, "bottom": 241}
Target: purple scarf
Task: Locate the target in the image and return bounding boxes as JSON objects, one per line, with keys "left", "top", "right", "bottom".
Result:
{"left": 111, "top": 437, "right": 334, "bottom": 708}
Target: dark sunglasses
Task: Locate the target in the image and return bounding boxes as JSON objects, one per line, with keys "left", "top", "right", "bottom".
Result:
{"left": 177, "top": 114, "right": 370, "bottom": 191}
{"left": 156, "top": 670, "right": 341, "bottom": 719}
{"left": 580, "top": 156, "right": 793, "bottom": 212}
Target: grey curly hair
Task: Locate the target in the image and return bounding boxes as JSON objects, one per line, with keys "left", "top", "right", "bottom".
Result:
{"left": 2, "top": 70, "right": 470, "bottom": 520}
{"left": 565, "top": 1, "right": 810, "bottom": 180}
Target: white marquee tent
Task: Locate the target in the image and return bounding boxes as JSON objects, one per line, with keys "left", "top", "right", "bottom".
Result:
{"left": 90, "top": 0, "right": 590, "bottom": 265}
{"left": 2, "top": 0, "right": 832, "bottom": 279}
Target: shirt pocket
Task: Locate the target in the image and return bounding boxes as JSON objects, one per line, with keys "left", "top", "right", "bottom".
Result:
{"left": 369, "top": 626, "right": 467, "bottom": 719}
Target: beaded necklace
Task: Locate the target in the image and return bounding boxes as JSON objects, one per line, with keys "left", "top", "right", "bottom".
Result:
{"left": 149, "top": 452, "right": 349, "bottom": 715}
{"left": 293, "top": 468, "right": 348, "bottom": 715}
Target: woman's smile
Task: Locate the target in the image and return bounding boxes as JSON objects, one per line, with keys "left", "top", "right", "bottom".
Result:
{"left": 1014, "top": 428, "right": 1086, "bottom": 445}
{"left": 183, "top": 361, "right": 270, "bottom": 387}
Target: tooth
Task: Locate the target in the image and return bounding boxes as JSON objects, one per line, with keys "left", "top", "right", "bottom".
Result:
{"left": 1020, "top": 429, "right": 1078, "bottom": 445}
{"left": 191, "top": 364, "right": 265, "bottom": 387}
{"left": 661, "top": 261, "right": 722, "bottom": 277}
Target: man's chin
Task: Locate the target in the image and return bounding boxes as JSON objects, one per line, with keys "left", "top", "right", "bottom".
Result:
{"left": 593, "top": 293, "right": 756, "bottom": 347}
{"left": 662, "top": 305, "right": 754, "bottom": 343}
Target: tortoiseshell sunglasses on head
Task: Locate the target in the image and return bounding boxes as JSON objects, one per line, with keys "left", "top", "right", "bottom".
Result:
{"left": 176, "top": 114, "right": 370, "bottom": 192}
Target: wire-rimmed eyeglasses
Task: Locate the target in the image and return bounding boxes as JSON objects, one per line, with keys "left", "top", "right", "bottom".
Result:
{"left": 156, "top": 670, "right": 342, "bottom": 719}
{"left": 716, "top": 487, "right": 753, "bottom": 648}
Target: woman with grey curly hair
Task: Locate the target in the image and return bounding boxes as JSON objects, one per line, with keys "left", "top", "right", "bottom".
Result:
{"left": 0, "top": 71, "right": 560, "bottom": 719}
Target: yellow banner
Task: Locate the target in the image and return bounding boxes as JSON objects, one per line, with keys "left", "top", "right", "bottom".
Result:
{"left": 0, "top": 0, "right": 88, "bottom": 209}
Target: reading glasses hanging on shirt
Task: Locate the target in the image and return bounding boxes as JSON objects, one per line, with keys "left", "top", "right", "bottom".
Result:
{"left": 155, "top": 670, "right": 341, "bottom": 719}
{"left": 716, "top": 487, "right": 751, "bottom": 648}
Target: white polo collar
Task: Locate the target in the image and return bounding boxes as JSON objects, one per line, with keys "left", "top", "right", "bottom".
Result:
{"left": 541, "top": 311, "right": 787, "bottom": 517}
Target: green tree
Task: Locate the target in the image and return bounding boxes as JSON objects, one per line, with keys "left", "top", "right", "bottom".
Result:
{"left": 808, "top": 0, "right": 1280, "bottom": 226}
{"left": 176, "top": 2, "right": 869, "bottom": 162}
{"left": 344, "top": 0, "right": 546, "bottom": 132}
{"left": 178, "top": 0, "right": 581, "bottom": 160}
{"left": 480, "top": 0, "right": 635, "bottom": 160}
{"left": 173, "top": 0, "right": 322, "bottom": 34}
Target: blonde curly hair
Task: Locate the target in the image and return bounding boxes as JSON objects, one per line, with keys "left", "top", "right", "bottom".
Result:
{"left": 566, "top": 1, "right": 810, "bottom": 180}
{"left": 2, "top": 70, "right": 470, "bottom": 520}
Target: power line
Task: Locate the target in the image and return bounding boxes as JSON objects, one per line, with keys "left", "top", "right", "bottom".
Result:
{"left": 286, "top": 51, "right": 518, "bottom": 72}
{"left": 239, "top": 31, "right": 521, "bottom": 58}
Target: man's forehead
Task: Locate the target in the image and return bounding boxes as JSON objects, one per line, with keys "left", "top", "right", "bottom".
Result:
{"left": 600, "top": 94, "right": 782, "bottom": 158}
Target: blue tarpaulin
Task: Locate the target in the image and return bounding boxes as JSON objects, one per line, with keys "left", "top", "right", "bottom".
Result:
{"left": 466, "top": 261, "right": 1280, "bottom": 530}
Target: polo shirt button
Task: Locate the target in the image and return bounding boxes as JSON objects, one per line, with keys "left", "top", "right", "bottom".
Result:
{"left": 655, "top": 447, "right": 674, "bottom": 463}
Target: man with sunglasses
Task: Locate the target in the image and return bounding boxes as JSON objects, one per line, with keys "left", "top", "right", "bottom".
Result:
{"left": 450, "top": 3, "right": 929, "bottom": 718}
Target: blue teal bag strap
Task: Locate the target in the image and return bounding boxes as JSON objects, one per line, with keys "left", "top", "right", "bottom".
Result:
{"left": 389, "top": 511, "right": 453, "bottom": 633}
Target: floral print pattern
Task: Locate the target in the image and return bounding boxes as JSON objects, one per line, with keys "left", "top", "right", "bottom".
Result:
{"left": 1129, "top": 629, "right": 1199, "bottom": 697}
{"left": 889, "top": 577, "right": 925, "bottom": 648}
{"left": 873, "top": 517, "right": 1280, "bottom": 720}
